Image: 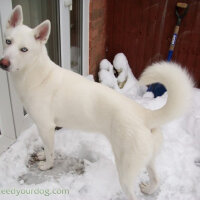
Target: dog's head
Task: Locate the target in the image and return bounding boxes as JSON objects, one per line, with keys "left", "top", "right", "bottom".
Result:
{"left": 0, "top": 5, "right": 51, "bottom": 72}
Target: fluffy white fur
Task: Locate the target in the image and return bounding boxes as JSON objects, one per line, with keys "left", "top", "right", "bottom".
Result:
{"left": 0, "top": 5, "right": 194, "bottom": 200}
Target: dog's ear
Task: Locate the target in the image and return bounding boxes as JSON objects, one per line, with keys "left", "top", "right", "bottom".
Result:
{"left": 7, "top": 5, "right": 23, "bottom": 29}
{"left": 34, "top": 20, "right": 51, "bottom": 44}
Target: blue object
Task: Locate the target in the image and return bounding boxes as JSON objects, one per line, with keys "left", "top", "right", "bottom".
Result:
{"left": 147, "top": 3, "right": 189, "bottom": 98}
{"left": 147, "top": 83, "right": 167, "bottom": 98}
{"left": 167, "top": 50, "right": 174, "bottom": 61}
{"left": 148, "top": 39, "right": 173, "bottom": 98}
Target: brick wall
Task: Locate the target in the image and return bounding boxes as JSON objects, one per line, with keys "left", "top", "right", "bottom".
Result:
{"left": 89, "top": 0, "right": 107, "bottom": 81}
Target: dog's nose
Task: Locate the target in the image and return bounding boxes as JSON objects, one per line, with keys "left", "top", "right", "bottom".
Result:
{"left": 0, "top": 58, "right": 10, "bottom": 70}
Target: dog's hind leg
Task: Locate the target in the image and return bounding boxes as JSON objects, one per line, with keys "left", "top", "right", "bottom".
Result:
{"left": 140, "top": 157, "right": 159, "bottom": 194}
{"left": 37, "top": 125, "right": 55, "bottom": 170}
{"left": 110, "top": 118, "right": 154, "bottom": 199}
{"left": 140, "top": 128, "right": 163, "bottom": 194}
{"left": 117, "top": 154, "right": 151, "bottom": 200}
{"left": 117, "top": 163, "right": 138, "bottom": 200}
{"left": 115, "top": 145, "right": 152, "bottom": 200}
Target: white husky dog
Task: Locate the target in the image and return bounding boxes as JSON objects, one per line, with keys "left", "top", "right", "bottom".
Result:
{"left": 0, "top": 5, "right": 193, "bottom": 200}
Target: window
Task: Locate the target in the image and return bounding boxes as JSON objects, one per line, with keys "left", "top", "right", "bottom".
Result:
{"left": 12, "top": 0, "right": 87, "bottom": 74}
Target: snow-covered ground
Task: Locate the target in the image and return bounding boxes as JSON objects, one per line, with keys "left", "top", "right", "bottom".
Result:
{"left": 0, "top": 58, "right": 200, "bottom": 199}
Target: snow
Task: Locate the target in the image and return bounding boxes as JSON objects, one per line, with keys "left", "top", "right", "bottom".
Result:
{"left": 98, "top": 53, "right": 147, "bottom": 97}
{"left": 98, "top": 58, "right": 119, "bottom": 90}
{"left": 182, "top": 88, "right": 200, "bottom": 155}
{"left": 0, "top": 60, "right": 200, "bottom": 199}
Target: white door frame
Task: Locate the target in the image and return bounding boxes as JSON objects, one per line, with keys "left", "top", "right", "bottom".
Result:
{"left": 59, "top": 0, "right": 89, "bottom": 75}
{"left": 1, "top": 0, "right": 32, "bottom": 137}
{"left": 0, "top": 0, "right": 16, "bottom": 153}
{"left": 59, "top": 0, "right": 71, "bottom": 69}
{"left": 82, "top": 0, "right": 90, "bottom": 76}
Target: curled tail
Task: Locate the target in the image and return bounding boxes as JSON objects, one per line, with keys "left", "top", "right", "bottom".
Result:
{"left": 139, "top": 62, "right": 194, "bottom": 129}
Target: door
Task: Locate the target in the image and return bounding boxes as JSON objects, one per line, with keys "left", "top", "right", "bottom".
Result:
{"left": 0, "top": 0, "right": 17, "bottom": 153}
{"left": 12, "top": 0, "right": 89, "bottom": 74}
{"left": 0, "top": 0, "right": 89, "bottom": 153}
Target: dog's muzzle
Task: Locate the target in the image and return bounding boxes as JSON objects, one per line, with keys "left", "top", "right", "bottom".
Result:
{"left": 0, "top": 58, "right": 10, "bottom": 71}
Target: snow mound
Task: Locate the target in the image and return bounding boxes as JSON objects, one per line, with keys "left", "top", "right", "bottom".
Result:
{"left": 98, "top": 59, "right": 119, "bottom": 90}
{"left": 98, "top": 53, "right": 147, "bottom": 97}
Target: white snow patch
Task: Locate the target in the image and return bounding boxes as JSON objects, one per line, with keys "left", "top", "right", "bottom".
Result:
{"left": 98, "top": 59, "right": 119, "bottom": 90}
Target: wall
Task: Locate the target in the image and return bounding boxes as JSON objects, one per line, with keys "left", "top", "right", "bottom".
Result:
{"left": 89, "top": 0, "right": 107, "bottom": 80}
{"left": 106, "top": 0, "right": 200, "bottom": 87}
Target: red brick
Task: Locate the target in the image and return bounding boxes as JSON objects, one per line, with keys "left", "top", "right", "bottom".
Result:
{"left": 89, "top": 0, "right": 108, "bottom": 80}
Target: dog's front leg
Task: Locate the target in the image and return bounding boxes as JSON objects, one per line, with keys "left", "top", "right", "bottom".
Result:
{"left": 37, "top": 126, "right": 55, "bottom": 170}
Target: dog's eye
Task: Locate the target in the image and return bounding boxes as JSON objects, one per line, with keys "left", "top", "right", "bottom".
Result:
{"left": 20, "top": 47, "right": 28, "bottom": 53}
{"left": 6, "top": 39, "right": 12, "bottom": 45}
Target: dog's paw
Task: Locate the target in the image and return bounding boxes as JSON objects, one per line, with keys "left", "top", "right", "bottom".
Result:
{"left": 36, "top": 151, "right": 46, "bottom": 161}
{"left": 38, "top": 161, "right": 53, "bottom": 171}
{"left": 140, "top": 182, "right": 158, "bottom": 195}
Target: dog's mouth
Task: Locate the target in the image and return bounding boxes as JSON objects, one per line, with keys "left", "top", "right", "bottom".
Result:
{"left": 0, "top": 65, "right": 10, "bottom": 72}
